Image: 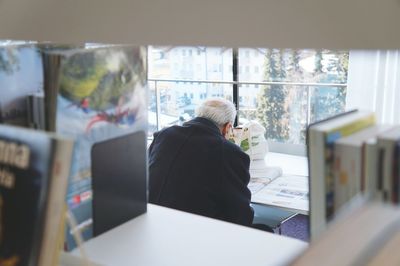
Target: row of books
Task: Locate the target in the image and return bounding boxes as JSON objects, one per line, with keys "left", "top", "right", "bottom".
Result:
{"left": 307, "top": 109, "right": 400, "bottom": 240}
{"left": 0, "top": 41, "right": 148, "bottom": 265}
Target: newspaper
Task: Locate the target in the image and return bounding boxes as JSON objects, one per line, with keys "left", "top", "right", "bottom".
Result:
{"left": 250, "top": 174, "right": 309, "bottom": 213}
{"left": 248, "top": 166, "right": 282, "bottom": 194}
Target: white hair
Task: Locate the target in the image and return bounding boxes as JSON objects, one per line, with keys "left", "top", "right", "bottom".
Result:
{"left": 195, "top": 98, "right": 237, "bottom": 127}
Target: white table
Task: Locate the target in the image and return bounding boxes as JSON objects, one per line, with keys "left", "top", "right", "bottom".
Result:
{"left": 264, "top": 152, "right": 308, "bottom": 177}
{"left": 70, "top": 204, "right": 307, "bottom": 266}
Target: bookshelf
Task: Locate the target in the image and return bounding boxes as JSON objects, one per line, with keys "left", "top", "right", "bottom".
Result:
{"left": 303, "top": 110, "right": 400, "bottom": 265}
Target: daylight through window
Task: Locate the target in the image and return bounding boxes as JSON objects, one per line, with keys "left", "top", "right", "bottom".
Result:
{"left": 148, "top": 46, "right": 349, "bottom": 153}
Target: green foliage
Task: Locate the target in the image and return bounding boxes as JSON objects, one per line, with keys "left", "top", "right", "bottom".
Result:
{"left": 240, "top": 138, "right": 249, "bottom": 151}
{"left": 256, "top": 49, "right": 290, "bottom": 142}
{"left": 256, "top": 49, "right": 348, "bottom": 144}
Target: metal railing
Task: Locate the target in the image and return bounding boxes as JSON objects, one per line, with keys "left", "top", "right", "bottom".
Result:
{"left": 148, "top": 78, "right": 347, "bottom": 131}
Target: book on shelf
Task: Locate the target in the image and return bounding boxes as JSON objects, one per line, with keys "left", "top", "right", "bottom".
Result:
{"left": 376, "top": 126, "right": 400, "bottom": 202}
{"left": 0, "top": 41, "right": 43, "bottom": 127}
{"left": 0, "top": 124, "right": 74, "bottom": 266}
{"left": 363, "top": 137, "right": 380, "bottom": 196}
{"left": 333, "top": 124, "right": 393, "bottom": 212}
{"left": 40, "top": 44, "right": 148, "bottom": 250}
{"left": 290, "top": 200, "right": 400, "bottom": 266}
{"left": 307, "top": 109, "right": 376, "bottom": 240}
{"left": 393, "top": 141, "right": 400, "bottom": 203}
{"left": 26, "top": 94, "right": 45, "bottom": 129}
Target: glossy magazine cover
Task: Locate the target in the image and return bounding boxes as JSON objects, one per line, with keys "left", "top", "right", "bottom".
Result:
{"left": 44, "top": 45, "right": 147, "bottom": 250}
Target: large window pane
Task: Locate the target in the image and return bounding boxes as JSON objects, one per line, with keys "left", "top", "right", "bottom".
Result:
{"left": 148, "top": 46, "right": 349, "bottom": 149}
{"left": 148, "top": 81, "right": 233, "bottom": 136}
{"left": 239, "top": 84, "right": 309, "bottom": 144}
{"left": 310, "top": 86, "right": 346, "bottom": 123}
{"left": 238, "top": 48, "right": 348, "bottom": 83}
{"left": 149, "top": 46, "right": 232, "bottom": 81}
{"left": 238, "top": 48, "right": 348, "bottom": 145}
{"left": 239, "top": 84, "right": 346, "bottom": 145}
{"left": 148, "top": 46, "right": 233, "bottom": 135}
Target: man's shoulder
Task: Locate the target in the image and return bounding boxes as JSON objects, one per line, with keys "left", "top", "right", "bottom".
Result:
{"left": 221, "top": 139, "right": 250, "bottom": 170}
{"left": 154, "top": 125, "right": 184, "bottom": 138}
{"left": 222, "top": 139, "right": 248, "bottom": 157}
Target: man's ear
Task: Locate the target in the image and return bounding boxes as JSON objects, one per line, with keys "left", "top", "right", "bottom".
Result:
{"left": 221, "top": 122, "right": 231, "bottom": 136}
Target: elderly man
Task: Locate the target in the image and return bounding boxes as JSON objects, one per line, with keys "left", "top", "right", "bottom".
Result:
{"left": 148, "top": 98, "right": 254, "bottom": 226}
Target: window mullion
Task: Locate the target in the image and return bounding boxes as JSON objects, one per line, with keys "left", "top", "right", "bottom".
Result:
{"left": 233, "top": 48, "right": 239, "bottom": 126}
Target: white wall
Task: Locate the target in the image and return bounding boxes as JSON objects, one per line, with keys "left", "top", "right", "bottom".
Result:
{"left": 347, "top": 50, "right": 400, "bottom": 124}
{"left": 0, "top": 0, "right": 400, "bottom": 49}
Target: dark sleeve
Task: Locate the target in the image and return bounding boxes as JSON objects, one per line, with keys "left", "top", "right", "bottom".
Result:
{"left": 148, "top": 131, "right": 160, "bottom": 163}
{"left": 148, "top": 131, "right": 158, "bottom": 152}
{"left": 220, "top": 142, "right": 254, "bottom": 226}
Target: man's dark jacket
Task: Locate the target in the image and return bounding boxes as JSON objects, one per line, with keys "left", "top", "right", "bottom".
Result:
{"left": 148, "top": 117, "right": 254, "bottom": 226}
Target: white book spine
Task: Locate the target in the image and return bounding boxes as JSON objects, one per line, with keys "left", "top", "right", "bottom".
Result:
{"left": 364, "top": 140, "right": 378, "bottom": 196}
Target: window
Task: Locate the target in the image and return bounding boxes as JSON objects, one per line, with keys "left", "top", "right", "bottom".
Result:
{"left": 148, "top": 46, "right": 348, "bottom": 155}
{"left": 213, "top": 64, "right": 218, "bottom": 72}
{"left": 238, "top": 48, "right": 348, "bottom": 153}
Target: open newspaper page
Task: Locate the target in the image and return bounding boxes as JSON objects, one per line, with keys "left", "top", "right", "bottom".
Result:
{"left": 248, "top": 166, "right": 282, "bottom": 194}
{"left": 251, "top": 174, "right": 309, "bottom": 213}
